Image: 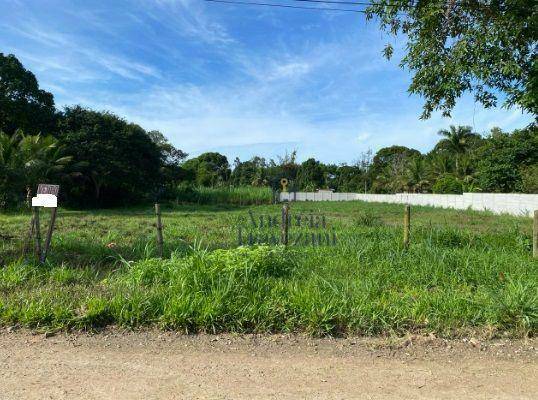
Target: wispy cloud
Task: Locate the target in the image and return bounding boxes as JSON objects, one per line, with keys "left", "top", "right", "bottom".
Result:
{"left": 3, "top": 20, "right": 161, "bottom": 82}
{"left": 147, "top": 0, "right": 234, "bottom": 44}
{"left": 1, "top": 0, "right": 533, "bottom": 164}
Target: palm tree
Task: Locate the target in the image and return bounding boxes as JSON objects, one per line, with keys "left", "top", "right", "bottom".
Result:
{"left": 437, "top": 125, "right": 476, "bottom": 170}
{"left": 17, "top": 132, "right": 72, "bottom": 189}
{"left": 0, "top": 130, "right": 73, "bottom": 207}
{"left": 428, "top": 153, "right": 454, "bottom": 177}
{"left": 405, "top": 157, "right": 429, "bottom": 193}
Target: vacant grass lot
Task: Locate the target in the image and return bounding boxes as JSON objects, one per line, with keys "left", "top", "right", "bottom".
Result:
{"left": 0, "top": 201, "right": 536, "bottom": 336}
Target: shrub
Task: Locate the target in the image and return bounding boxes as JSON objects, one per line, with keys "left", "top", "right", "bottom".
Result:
{"left": 432, "top": 174, "right": 463, "bottom": 194}
{"left": 520, "top": 164, "right": 538, "bottom": 194}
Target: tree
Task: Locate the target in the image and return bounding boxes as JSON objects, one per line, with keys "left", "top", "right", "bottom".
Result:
{"left": 147, "top": 130, "right": 187, "bottom": 165}
{"left": 437, "top": 125, "right": 478, "bottom": 170}
{"left": 296, "top": 158, "right": 325, "bottom": 191}
{"left": 58, "top": 106, "right": 163, "bottom": 206}
{"left": 333, "top": 164, "right": 367, "bottom": 192}
{"left": 370, "top": 146, "right": 421, "bottom": 193}
{"left": 265, "top": 150, "right": 299, "bottom": 191}
{"left": 474, "top": 125, "right": 537, "bottom": 192}
{"left": 148, "top": 130, "right": 189, "bottom": 197}
{"left": 183, "top": 152, "right": 230, "bottom": 187}
{"left": 0, "top": 53, "right": 57, "bottom": 135}
{"left": 405, "top": 156, "right": 430, "bottom": 192}
{"left": 231, "top": 157, "right": 267, "bottom": 186}
{"left": 0, "top": 130, "right": 72, "bottom": 207}
{"left": 367, "top": 1, "right": 537, "bottom": 118}
{"left": 427, "top": 152, "right": 454, "bottom": 177}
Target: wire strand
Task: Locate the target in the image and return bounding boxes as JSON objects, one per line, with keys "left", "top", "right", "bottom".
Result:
{"left": 203, "top": 0, "right": 369, "bottom": 13}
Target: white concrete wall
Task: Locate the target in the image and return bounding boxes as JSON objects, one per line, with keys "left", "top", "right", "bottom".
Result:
{"left": 279, "top": 192, "right": 538, "bottom": 217}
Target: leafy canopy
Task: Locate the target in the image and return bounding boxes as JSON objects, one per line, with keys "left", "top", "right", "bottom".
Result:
{"left": 0, "top": 53, "right": 57, "bottom": 135}
{"left": 367, "top": 1, "right": 537, "bottom": 118}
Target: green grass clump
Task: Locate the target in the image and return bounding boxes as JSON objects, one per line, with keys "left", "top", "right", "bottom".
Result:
{"left": 174, "top": 185, "right": 273, "bottom": 205}
{"left": 0, "top": 201, "right": 536, "bottom": 336}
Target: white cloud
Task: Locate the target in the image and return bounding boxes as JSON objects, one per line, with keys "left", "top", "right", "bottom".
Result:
{"left": 146, "top": 0, "right": 234, "bottom": 44}
{"left": 2, "top": 1, "right": 533, "bottom": 165}
{"left": 2, "top": 10, "right": 164, "bottom": 82}
{"left": 268, "top": 62, "right": 312, "bottom": 80}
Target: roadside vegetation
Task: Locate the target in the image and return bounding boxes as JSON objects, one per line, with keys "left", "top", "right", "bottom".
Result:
{"left": 1, "top": 53, "right": 537, "bottom": 211}
{"left": 1, "top": 201, "right": 536, "bottom": 336}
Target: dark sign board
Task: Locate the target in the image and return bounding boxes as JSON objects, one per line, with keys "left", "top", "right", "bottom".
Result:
{"left": 37, "top": 184, "right": 60, "bottom": 196}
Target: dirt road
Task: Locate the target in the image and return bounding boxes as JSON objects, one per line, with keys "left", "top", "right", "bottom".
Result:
{"left": 0, "top": 330, "right": 536, "bottom": 399}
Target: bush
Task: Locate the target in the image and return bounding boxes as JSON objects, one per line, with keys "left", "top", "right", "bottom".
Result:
{"left": 520, "top": 164, "right": 538, "bottom": 194}
{"left": 432, "top": 175, "right": 463, "bottom": 194}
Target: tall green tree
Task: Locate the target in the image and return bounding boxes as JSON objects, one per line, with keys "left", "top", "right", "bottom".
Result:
{"left": 405, "top": 156, "right": 430, "bottom": 193}
{"left": 436, "top": 125, "right": 478, "bottom": 170}
{"left": 474, "top": 125, "right": 538, "bottom": 192}
{"left": 370, "top": 146, "right": 421, "bottom": 193}
{"left": 0, "top": 53, "right": 57, "bottom": 135}
{"left": 296, "top": 158, "right": 325, "bottom": 191}
{"left": 183, "top": 152, "right": 230, "bottom": 187}
{"left": 58, "top": 106, "right": 163, "bottom": 206}
{"left": 231, "top": 156, "right": 267, "bottom": 186}
{"left": 367, "top": 1, "right": 538, "bottom": 118}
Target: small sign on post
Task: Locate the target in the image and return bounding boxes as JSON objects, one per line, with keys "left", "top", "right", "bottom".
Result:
{"left": 26, "top": 184, "right": 59, "bottom": 263}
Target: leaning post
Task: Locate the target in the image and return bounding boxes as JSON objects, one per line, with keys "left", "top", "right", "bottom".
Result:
{"left": 155, "top": 203, "right": 164, "bottom": 258}
{"left": 403, "top": 204, "right": 411, "bottom": 249}
{"left": 40, "top": 207, "right": 58, "bottom": 264}
{"left": 281, "top": 202, "right": 290, "bottom": 245}
{"left": 33, "top": 206, "right": 42, "bottom": 260}
{"left": 532, "top": 210, "right": 538, "bottom": 258}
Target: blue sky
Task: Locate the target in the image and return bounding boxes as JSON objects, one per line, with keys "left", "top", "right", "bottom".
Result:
{"left": 2, "top": 0, "right": 533, "bottom": 164}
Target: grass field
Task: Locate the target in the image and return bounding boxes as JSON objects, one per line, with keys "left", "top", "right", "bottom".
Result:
{"left": 0, "top": 201, "right": 536, "bottom": 336}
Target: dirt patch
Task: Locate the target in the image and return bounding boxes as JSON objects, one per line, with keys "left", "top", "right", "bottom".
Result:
{"left": 0, "top": 329, "right": 536, "bottom": 399}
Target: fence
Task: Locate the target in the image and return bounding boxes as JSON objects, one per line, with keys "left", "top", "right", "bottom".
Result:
{"left": 279, "top": 191, "right": 538, "bottom": 217}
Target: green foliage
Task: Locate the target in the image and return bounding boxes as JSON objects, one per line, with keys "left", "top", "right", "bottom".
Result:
{"left": 520, "top": 164, "right": 538, "bottom": 194}
{"left": 432, "top": 174, "right": 463, "bottom": 194}
{"left": 370, "top": 146, "right": 421, "bottom": 193}
{"left": 183, "top": 152, "right": 231, "bottom": 187}
{"left": 0, "top": 53, "right": 57, "bottom": 135}
{"left": 173, "top": 185, "right": 273, "bottom": 205}
{"left": 367, "top": 1, "right": 538, "bottom": 118}
{"left": 0, "top": 130, "right": 72, "bottom": 207}
{"left": 296, "top": 158, "right": 325, "bottom": 191}
{"left": 475, "top": 126, "right": 538, "bottom": 192}
{"left": 58, "top": 106, "right": 163, "bottom": 207}
{"left": 1, "top": 202, "right": 536, "bottom": 335}
{"left": 404, "top": 156, "right": 430, "bottom": 193}
{"left": 1, "top": 53, "right": 537, "bottom": 207}
{"left": 231, "top": 156, "right": 267, "bottom": 186}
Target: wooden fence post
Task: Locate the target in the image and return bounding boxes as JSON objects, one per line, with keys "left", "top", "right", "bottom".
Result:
{"left": 532, "top": 210, "right": 538, "bottom": 258}
{"left": 22, "top": 213, "right": 35, "bottom": 257}
{"left": 403, "top": 204, "right": 411, "bottom": 249}
{"left": 155, "top": 203, "right": 164, "bottom": 258}
{"left": 40, "top": 208, "right": 58, "bottom": 264}
{"left": 33, "top": 206, "right": 42, "bottom": 260}
{"left": 26, "top": 186, "right": 32, "bottom": 208}
{"left": 281, "top": 203, "right": 289, "bottom": 245}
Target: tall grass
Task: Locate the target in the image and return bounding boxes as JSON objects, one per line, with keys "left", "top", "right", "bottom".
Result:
{"left": 174, "top": 185, "right": 274, "bottom": 205}
{"left": 0, "top": 202, "right": 536, "bottom": 336}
